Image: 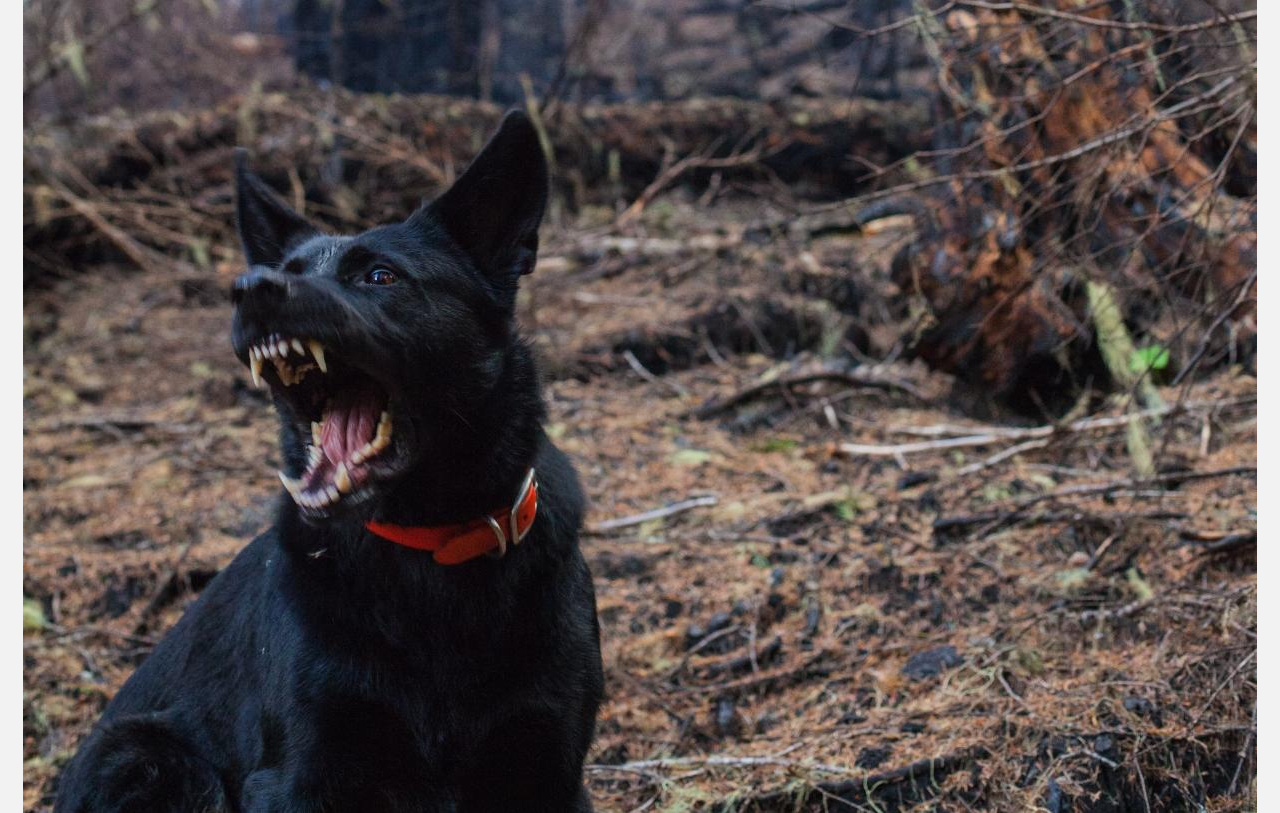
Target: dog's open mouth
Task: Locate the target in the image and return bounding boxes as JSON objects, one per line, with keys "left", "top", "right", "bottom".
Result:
{"left": 245, "top": 333, "right": 401, "bottom": 515}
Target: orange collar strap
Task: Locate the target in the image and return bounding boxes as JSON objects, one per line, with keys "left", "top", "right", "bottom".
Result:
{"left": 364, "top": 469, "right": 539, "bottom": 565}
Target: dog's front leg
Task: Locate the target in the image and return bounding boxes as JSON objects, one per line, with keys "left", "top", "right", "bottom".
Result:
{"left": 240, "top": 768, "right": 291, "bottom": 813}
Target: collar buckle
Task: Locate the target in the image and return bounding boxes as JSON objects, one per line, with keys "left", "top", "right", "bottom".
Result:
{"left": 486, "top": 467, "right": 537, "bottom": 559}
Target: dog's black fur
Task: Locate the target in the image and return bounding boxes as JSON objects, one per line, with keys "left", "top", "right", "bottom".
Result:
{"left": 55, "top": 112, "right": 604, "bottom": 812}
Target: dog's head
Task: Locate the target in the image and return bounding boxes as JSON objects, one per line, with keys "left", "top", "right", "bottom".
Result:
{"left": 230, "top": 112, "right": 547, "bottom": 520}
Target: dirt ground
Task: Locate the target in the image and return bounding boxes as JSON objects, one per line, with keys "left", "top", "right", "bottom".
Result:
{"left": 23, "top": 200, "right": 1256, "bottom": 811}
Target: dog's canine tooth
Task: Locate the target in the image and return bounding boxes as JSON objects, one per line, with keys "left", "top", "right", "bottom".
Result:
{"left": 250, "top": 356, "right": 264, "bottom": 388}
{"left": 308, "top": 340, "right": 327, "bottom": 373}
{"left": 277, "top": 339, "right": 290, "bottom": 358}
{"left": 334, "top": 462, "right": 352, "bottom": 493}
{"left": 291, "top": 338, "right": 305, "bottom": 356}
{"left": 311, "top": 422, "right": 323, "bottom": 446}
{"left": 278, "top": 472, "right": 302, "bottom": 500}
{"left": 375, "top": 411, "right": 392, "bottom": 447}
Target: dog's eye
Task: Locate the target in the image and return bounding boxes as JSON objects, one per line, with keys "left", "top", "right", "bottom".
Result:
{"left": 365, "top": 267, "right": 397, "bottom": 286}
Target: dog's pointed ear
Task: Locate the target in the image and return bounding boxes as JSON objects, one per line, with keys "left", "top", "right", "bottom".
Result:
{"left": 234, "top": 149, "right": 318, "bottom": 268}
{"left": 418, "top": 111, "right": 548, "bottom": 291}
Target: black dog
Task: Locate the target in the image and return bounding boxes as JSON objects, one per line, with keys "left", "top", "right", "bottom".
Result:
{"left": 55, "top": 112, "right": 604, "bottom": 812}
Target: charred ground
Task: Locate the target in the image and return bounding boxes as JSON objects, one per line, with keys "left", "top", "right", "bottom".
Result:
{"left": 24, "top": 192, "right": 1255, "bottom": 809}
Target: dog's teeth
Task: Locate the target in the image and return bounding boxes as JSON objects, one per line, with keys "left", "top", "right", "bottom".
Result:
{"left": 308, "top": 445, "right": 323, "bottom": 468}
{"left": 374, "top": 411, "right": 392, "bottom": 449}
{"left": 334, "top": 462, "right": 351, "bottom": 493}
{"left": 311, "top": 422, "right": 323, "bottom": 446}
{"left": 277, "top": 339, "right": 289, "bottom": 357}
{"left": 308, "top": 340, "right": 327, "bottom": 373}
{"left": 351, "top": 447, "right": 366, "bottom": 465}
{"left": 291, "top": 338, "right": 304, "bottom": 355}
{"left": 250, "top": 356, "right": 264, "bottom": 388}
{"left": 326, "top": 485, "right": 340, "bottom": 503}
{"left": 278, "top": 471, "right": 303, "bottom": 500}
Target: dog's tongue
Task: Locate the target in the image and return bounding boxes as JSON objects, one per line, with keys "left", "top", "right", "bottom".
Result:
{"left": 321, "top": 387, "right": 382, "bottom": 467}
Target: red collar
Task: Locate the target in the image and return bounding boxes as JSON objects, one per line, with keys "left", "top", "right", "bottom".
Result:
{"left": 364, "top": 469, "right": 539, "bottom": 565}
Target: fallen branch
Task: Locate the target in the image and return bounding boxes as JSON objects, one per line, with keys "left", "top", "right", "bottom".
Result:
{"left": 615, "top": 137, "right": 785, "bottom": 227}
{"left": 711, "top": 749, "right": 988, "bottom": 812}
{"left": 933, "top": 508, "right": 1187, "bottom": 537}
{"left": 588, "top": 751, "right": 856, "bottom": 778}
{"left": 622, "top": 349, "right": 689, "bottom": 398}
{"left": 694, "top": 364, "right": 927, "bottom": 420}
{"left": 841, "top": 397, "right": 1253, "bottom": 457}
{"left": 956, "top": 2, "right": 1256, "bottom": 34}
{"left": 1179, "top": 529, "right": 1256, "bottom": 557}
{"left": 1024, "top": 466, "right": 1256, "bottom": 507}
{"left": 955, "top": 438, "right": 1050, "bottom": 476}
{"left": 589, "top": 495, "right": 719, "bottom": 534}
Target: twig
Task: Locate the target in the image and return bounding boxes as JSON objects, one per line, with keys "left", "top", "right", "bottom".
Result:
{"left": 842, "top": 397, "right": 1253, "bottom": 457}
{"left": 47, "top": 183, "right": 171, "bottom": 274}
{"left": 589, "top": 495, "right": 719, "bottom": 533}
{"left": 1172, "top": 269, "right": 1257, "bottom": 387}
{"left": 616, "top": 138, "right": 785, "bottom": 227}
{"left": 622, "top": 350, "right": 688, "bottom": 398}
{"left": 956, "top": 2, "right": 1256, "bottom": 34}
{"left": 588, "top": 752, "right": 857, "bottom": 777}
{"left": 697, "top": 636, "right": 781, "bottom": 679}
{"left": 1079, "top": 597, "right": 1158, "bottom": 624}
{"left": 694, "top": 365, "right": 927, "bottom": 419}
{"left": 806, "top": 75, "right": 1242, "bottom": 214}
{"left": 1182, "top": 531, "right": 1256, "bottom": 557}
{"left": 955, "top": 438, "right": 1050, "bottom": 476}
{"left": 1023, "top": 466, "right": 1255, "bottom": 507}
{"left": 131, "top": 541, "right": 195, "bottom": 635}
{"left": 717, "top": 749, "right": 988, "bottom": 811}
{"left": 23, "top": 0, "right": 178, "bottom": 96}
{"left": 933, "top": 508, "right": 1186, "bottom": 537}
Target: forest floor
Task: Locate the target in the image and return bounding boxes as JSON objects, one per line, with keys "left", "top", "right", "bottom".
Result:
{"left": 23, "top": 199, "right": 1256, "bottom": 811}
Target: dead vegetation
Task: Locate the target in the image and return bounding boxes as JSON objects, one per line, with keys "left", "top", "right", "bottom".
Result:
{"left": 23, "top": 0, "right": 1255, "bottom": 810}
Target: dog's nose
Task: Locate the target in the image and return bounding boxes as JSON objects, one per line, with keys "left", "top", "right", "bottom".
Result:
{"left": 231, "top": 269, "right": 288, "bottom": 306}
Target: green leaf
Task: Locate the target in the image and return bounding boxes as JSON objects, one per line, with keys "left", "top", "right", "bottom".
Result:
{"left": 1129, "top": 345, "right": 1170, "bottom": 374}
{"left": 832, "top": 499, "right": 857, "bottom": 522}
{"left": 751, "top": 438, "right": 798, "bottom": 454}
{"left": 636, "top": 518, "right": 665, "bottom": 539}
{"left": 1126, "top": 567, "right": 1155, "bottom": 601}
{"left": 1055, "top": 568, "right": 1092, "bottom": 592}
{"left": 189, "top": 239, "right": 210, "bottom": 269}
{"left": 669, "top": 449, "right": 712, "bottom": 467}
{"left": 750, "top": 554, "right": 771, "bottom": 568}
{"left": 23, "top": 598, "right": 47, "bottom": 632}
{"left": 60, "top": 40, "right": 89, "bottom": 88}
